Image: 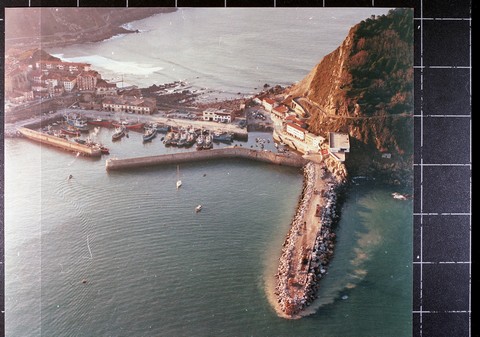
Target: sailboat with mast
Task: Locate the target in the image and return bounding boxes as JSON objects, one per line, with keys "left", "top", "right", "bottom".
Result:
{"left": 176, "top": 165, "right": 182, "bottom": 189}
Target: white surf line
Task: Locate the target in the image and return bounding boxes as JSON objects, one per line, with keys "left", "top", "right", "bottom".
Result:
{"left": 87, "top": 234, "right": 93, "bottom": 259}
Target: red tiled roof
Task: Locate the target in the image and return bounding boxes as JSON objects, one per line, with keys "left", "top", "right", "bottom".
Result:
{"left": 286, "top": 122, "right": 306, "bottom": 133}
{"left": 263, "top": 98, "right": 275, "bottom": 105}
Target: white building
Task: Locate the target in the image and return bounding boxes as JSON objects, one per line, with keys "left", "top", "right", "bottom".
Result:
{"left": 262, "top": 98, "right": 276, "bottom": 112}
{"left": 202, "top": 108, "right": 234, "bottom": 123}
{"left": 328, "top": 132, "right": 350, "bottom": 162}
{"left": 286, "top": 122, "right": 306, "bottom": 141}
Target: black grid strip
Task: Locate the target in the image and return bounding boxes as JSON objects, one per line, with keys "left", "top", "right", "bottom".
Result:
{"left": 1, "top": 1, "right": 472, "bottom": 337}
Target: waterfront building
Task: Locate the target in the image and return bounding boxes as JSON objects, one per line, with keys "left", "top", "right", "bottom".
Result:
{"left": 35, "top": 60, "right": 91, "bottom": 73}
{"left": 305, "top": 132, "right": 325, "bottom": 150}
{"left": 61, "top": 76, "right": 77, "bottom": 92}
{"left": 328, "top": 132, "right": 350, "bottom": 162}
{"left": 202, "top": 108, "right": 234, "bottom": 123}
{"left": 102, "top": 95, "right": 156, "bottom": 115}
{"left": 286, "top": 122, "right": 307, "bottom": 141}
{"left": 262, "top": 97, "right": 276, "bottom": 112}
{"left": 272, "top": 104, "right": 289, "bottom": 119}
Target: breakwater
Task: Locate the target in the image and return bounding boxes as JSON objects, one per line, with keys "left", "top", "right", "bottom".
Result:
{"left": 17, "top": 127, "right": 102, "bottom": 157}
{"left": 105, "top": 147, "right": 307, "bottom": 170}
{"left": 274, "top": 161, "right": 343, "bottom": 318}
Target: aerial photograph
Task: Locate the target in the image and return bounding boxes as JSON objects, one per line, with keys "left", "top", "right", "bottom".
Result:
{"left": 5, "top": 7, "right": 413, "bottom": 336}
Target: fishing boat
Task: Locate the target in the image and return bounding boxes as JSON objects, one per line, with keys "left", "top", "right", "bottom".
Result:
{"left": 112, "top": 120, "right": 145, "bottom": 130}
{"left": 60, "top": 126, "right": 81, "bottom": 136}
{"left": 143, "top": 127, "right": 157, "bottom": 142}
{"left": 212, "top": 132, "right": 233, "bottom": 143}
{"left": 88, "top": 118, "right": 113, "bottom": 127}
{"left": 203, "top": 133, "right": 213, "bottom": 149}
{"left": 196, "top": 134, "right": 204, "bottom": 150}
{"left": 185, "top": 133, "right": 196, "bottom": 147}
{"left": 176, "top": 165, "right": 182, "bottom": 189}
{"left": 156, "top": 124, "right": 170, "bottom": 133}
{"left": 195, "top": 205, "right": 202, "bottom": 212}
{"left": 112, "top": 126, "right": 126, "bottom": 141}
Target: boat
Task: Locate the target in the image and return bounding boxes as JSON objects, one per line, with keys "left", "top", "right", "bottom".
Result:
{"left": 196, "top": 134, "right": 204, "bottom": 150}
{"left": 60, "top": 126, "right": 81, "bottom": 136}
{"left": 195, "top": 205, "right": 202, "bottom": 212}
{"left": 156, "top": 124, "right": 170, "bottom": 133}
{"left": 99, "top": 146, "right": 110, "bottom": 154}
{"left": 203, "top": 133, "right": 213, "bottom": 149}
{"left": 87, "top": 118, "right": 113, "bottom": 127}
{"left": 64, "top": 115, "right": 89, "bottom": 132}
{"left": 392, "top": 192, "right": 408, "bottom": 200}
{"left": 212, "top": 132, "right": 233, "bottom": 143}
{"left": 176, "top": 165, "right": 182, "bottom": 189}
{"left": 74, "top": 138, "right": 86, "bottom": 144}
{"left": 112, "top": 126, "right": 126, "bottom": 141}
{"left": 112, "top": 120, "right": 145, "bottom": 130}
{"left": 143, "top": 127, "right": 157, "bottom": 142}
{"left": 185, "top": 133, "right": 196, "bottom": 147}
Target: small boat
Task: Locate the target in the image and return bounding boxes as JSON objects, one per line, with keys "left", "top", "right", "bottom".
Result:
{"left": 112, "top": 126, "right": 126, "bottom": 141}
{"left": 195, "top": 205, "right": 202, "bottom": 212}
{"left": 74, "top": 138, "right": 86, "bottom": 144}
{"left": 143, "top": 127, "right": 157, "bottom": 142}
{"left": 156, "top": 124, "right": 170, "bottom": 133}
{"left": 196, "top": 134, "right": 204, "bottom": 150}
{"left": 392, "top": 192, "right": 408, "bottom": 200}
{"left": 203, "top": 133, "right": 213, "bottom": 149}
{"left": 60, "top": 126, "right": 81, "bottom": 136}
{"left": 176, "top": 165, "right": 182, "bottom": 189}
{"left": 212, "top": 132, "right": 233, "bottom": 143}
{"left": 112, "top": 121, "right": 144, "bottom": 130}
{"left": 99, "top": 146, "right": 110, "bottom": 154}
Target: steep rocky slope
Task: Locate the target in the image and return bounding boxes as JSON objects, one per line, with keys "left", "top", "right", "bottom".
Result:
{"left": 288, "top": 9, "right": 414, "bottom": 183}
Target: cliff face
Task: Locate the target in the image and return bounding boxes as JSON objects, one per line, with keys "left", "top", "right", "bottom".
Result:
{"left": 288, "top": 9, "right": 414, "bottom": 182}
{"left": 5, "top": 8, "right": 176, "bottom": 51}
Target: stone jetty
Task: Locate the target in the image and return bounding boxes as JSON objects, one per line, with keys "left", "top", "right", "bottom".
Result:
{"left": 17, "top": 127, "right": 102, "bottom": 157}
{"left": 274, "top": 161, "right": 344, "bottom": 318}
{"left": 105, "top": 147, "right": 307, "bottom": 170}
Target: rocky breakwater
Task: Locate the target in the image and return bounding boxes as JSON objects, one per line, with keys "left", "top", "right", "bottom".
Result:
{"left": 274, "top": 159, "right": 346, "bottom": 318}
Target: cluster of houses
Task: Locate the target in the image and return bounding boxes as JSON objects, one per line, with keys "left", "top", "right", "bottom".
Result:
{"left": 5, "top": 52, "right": 156, "bottom": 115}
{"left": 257, "top": 95, "right": 350, "bottom": 162}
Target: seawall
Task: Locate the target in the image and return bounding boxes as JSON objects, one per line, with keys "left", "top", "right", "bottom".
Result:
{"left": 17, "top": 127, "right": 102, "bottom": 157}
{"left": 106, "top": 147, "right": 307, "bottom": 170}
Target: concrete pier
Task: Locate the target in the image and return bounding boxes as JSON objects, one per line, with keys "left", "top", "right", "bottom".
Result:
{"left": 106, "top": 147, "right": 307, "bottom": 170}
{"left": 17, "top": 127, "right": 102, "bottom": 157}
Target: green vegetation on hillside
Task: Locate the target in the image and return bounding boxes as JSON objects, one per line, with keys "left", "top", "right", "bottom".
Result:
{"left": 347, "top": 8, "right": 414, "bottom": 116}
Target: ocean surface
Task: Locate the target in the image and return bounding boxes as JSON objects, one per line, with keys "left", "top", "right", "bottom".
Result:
{"left": 5, "top": 8, "right": 412, "bottom": 337}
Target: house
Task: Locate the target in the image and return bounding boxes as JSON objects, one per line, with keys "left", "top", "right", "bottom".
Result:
{"left": 291, "top": 97, "right": 308, "bottom": 117}
{"left": 262, "top": 98, "right": 276, "bottom": 112}
{"left": 202, "top": 108, "right": 234, "bottom": 123}
{"left": 36, "top": 60, "right": 91, "bottom": 73}
{"left": 102, "top": 95, "right": 156, "bottom": 115}
{"left": 328, "top": 132, "right": 350, "bottom": 162}
{"left": 286, "top": 122, "right": 307, "bottom": 141}
{"left": 76, "top": 70, "right": 101, "bottom": 91}
{"left": 305, "top": 133, "right": 325, "bottom": 150}
{"left": 96, "top": 79, "right": 118, "bottom": 96}
{"left": 272, "top": 104, "right": 289, "bottom": 119}
{"left": 61, "top": 76, "right": 77, "bottom": 92}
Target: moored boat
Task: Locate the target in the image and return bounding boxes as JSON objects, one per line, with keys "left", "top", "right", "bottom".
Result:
{"left": 203, "top": 133, "right": 213, "bottom": 149}
{"left": 196, "top": 134, "right": 204, "bottom": 150}
{"left": 60, "top": 126, "right": 81, "bottom": 136}
{"left": 112, "top": 126, "right": 126, "bottom": 141}
{"left": 143, "top": 127, "right": 157, "bottom": 142}
{"left": 112, "top": 121, "right": 145, "bottom": 130}
{"left": 212, "top": 132, "right": 233, "bottom": 143}
{"left": 156, "top": 124, "right": 170, "bottom": 133}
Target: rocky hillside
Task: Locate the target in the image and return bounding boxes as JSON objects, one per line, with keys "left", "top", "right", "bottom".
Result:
{"left": 288, "top": 9, "right": 414, "bottom": 183}
{"left": 5, "top": 8, "right": 176, "bottom": 51}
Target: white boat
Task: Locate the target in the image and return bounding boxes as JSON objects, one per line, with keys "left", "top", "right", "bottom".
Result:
{"left": 176, "top": 165, "right": 182, "bottom": 189}
{"left": 392, "top": 192, "right": 407, "bottom": 200}
{"left": 195, "top": 205, "right": 202, "bottom": 212}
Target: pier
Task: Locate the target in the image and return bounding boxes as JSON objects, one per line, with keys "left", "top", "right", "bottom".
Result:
{"left": 105, "top": 147, "right": 307, "bottom": 170}
{"left": 17, "top": 127, "right": 102, "bottom": 157}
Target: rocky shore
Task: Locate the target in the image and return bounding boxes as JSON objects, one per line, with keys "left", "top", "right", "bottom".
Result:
{"left": 274, "top": 160, "right": 345, "bottom": 318}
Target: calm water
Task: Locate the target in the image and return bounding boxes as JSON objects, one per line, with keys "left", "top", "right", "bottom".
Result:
{"left": 5, "top": 8, "right": 412, "bottom": 337}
